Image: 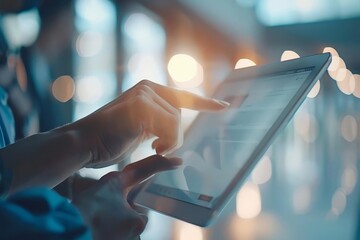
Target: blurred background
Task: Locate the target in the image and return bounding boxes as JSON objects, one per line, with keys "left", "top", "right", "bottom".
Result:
{"left": 1, "top": 0, "right": 360, "bottom": 239}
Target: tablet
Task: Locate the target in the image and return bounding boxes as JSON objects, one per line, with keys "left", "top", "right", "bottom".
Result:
{"left": 134, "top": 53, "right": 331, "bottom": 227}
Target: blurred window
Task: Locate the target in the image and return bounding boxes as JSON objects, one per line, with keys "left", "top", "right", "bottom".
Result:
{"left": 256, "top": 0, "right": 360, "bottom": 26}
{"left": 121, "top": 9, "right": 167, "bottom": 91}
{"left": 74, "top": 0, "right": 118, "bottom": 179}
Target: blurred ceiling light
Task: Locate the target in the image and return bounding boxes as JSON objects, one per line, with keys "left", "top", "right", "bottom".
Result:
{"left": 174, "top": 63, "right": 204, "bottom": 89}
{"left": 307, "top": 80, "right": 320, "bottom": 98}
{"left": 52, "top": 75, "right": 75, "bottom": 103}
{"left": 251, "top": 155, "right": 272, "bottom": 185}
{"left": 328, "top": 56, "right": 346, "bottom": 79}
{"left": 236, "top": 182, "right": 261, "bottom": 219}
{"left": 2, "top": 9, "right": 40, "bottom": 48}
{"left": 178, "top": 222, "right": 203, "bottom": 240}
{"left": 280, "top": 50, "right": 300, "bottom": 61}
{"left": 75, "top": 0, "right": 114, "bottom": 24}
{"left": 75, "top": 76, "right": 104, "bottom": 103}
{"left": 334, "top": 68, "right": 348, "bottom": 82}
{"left": 323, "top": 47, "right": 339, "bottom": 57}
{"left": 76, "top": 31, "right": 103, "bottom": 57}
{"left": 336, "top": 70, "right": 355, "bottom": 95}
{"left": 353, "top": 74, "right": 360, "bottom": 98}
{"left": 341, "top": 167, "right": 357, "bottom": 195}
{"left": 168, "top": 54, "right": 200, "bottom": 84}
{"left": 340, "top": 115, "right": 357, "bottom": 142}
{"left": 331, "top": 189, "right": 347, "bottom": 216}
{"left": 292, "top": 185, "right": 312, "bottom": 214}
{"left": 235, "top": 58, "right": 256, "bottom": 69}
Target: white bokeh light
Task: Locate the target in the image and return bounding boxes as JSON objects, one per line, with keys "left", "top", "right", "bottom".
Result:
{"left": 236, "top": 182, "right": 262, "bottom": 219}
{"left": 76, "top": 31, "right": 104, "bottom": 57}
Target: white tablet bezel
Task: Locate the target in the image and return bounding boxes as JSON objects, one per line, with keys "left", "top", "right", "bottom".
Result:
{"left": 134, "top": 53, "right": 331, "bottom": 227}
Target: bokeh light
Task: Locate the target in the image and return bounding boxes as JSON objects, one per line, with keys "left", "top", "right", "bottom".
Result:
{"left": 234, "top": 58, "right": 256, "bottom": 69}
{"left": 353, "top": 74, "right": 360, "bottom": 98}
{"left": 307, "top": 80, "right": 321, "bottom": 98}
{"left": 236, "top": 182, "right": 262, "bottom": 219}
{"left": 280, "top": 50, "right": 300, "bottom": 61}
{"left": 123, "top": 13, "right": 166, "bottom": 50}
{"left": 336, "top": 70, "right": 355, "bottom": 95}
{"left": 75, "top": 0, "right": 115, "bottom": 24}
{"left": 1, "top": 9, "right": 40, "bottom": 48}
{"left": 177, "top": 222, "right": 203, "bottom": 240}
{"left": 76, "top": 31, "right": 103, "bottom": 57}
{"left": 75, "top": 76, "right": 104, "bottom": 103}
{"left": 323, "top": 47, "right": 339, "bottom": 57}
{"left": 52, "top": 75, "right": 75, "bottom": 103}
{"left": 168, "top": 54, "right": 203, "bottom": 87}
{"left": 334, "top": 68, "right": 348, "bottom": 82}
{"left": 331, "top": 189, "right": 347, "bottom": 216}
{"left": 341, "top": 167, "right": 357, "bottom": 195}
{"left": 340, "top": 115, "right": 357, "bottom": 142}
{"left": 327, "top": 56, "right": 346, "bottom": 72}
{"left": 251, "top": 155, "right": 272, "bottom": 185}
{"left": 292, "top": 185, "right": 312, "bottom": 214}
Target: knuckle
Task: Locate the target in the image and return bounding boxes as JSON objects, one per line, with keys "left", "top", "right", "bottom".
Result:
{"left": 134, "top": 84, "right": 154, "bottom": 98}
{"left": 138, "top": 79, "right": 151, "bottom": 87}
{"left": 134, "top": 94, "right": 148, "bottom": 106}
{"left": 134, "top": 87, "right": 146, "bottom": 96}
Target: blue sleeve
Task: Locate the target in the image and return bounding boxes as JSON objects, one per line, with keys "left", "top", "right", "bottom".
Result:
{"left": 0, "top": 86, "right": 15, "bottom": 147}
{"left": 0, "top": 188, "right": 92, "bottom": 240}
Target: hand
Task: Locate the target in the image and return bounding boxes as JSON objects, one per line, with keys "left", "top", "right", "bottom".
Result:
{"left": 71, "top": 80, "right": 228, "bottom": 168}
{"left": 73, "top": 154, "right": 182, "bottom": 240}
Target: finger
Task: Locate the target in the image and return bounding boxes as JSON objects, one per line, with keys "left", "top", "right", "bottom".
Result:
{"left": 138, "top": 85, "right": 183, "bottom": 154}
{"left": 140, "top": 84, "right": 179, "bottom": 116}
{"left": 120, "top": 155, "right": 182, "bottom": 188}
{"left": 134, "top": 93, "right": 181, "bottom": 154}
{"left": 151, "top": 130, "right": 183, "bottom": 155}
{"left": 132, "top": 214, "right": 148, "bottom": 238}
{"left": 137, "top": 80, "right": 229, "bottom": 111}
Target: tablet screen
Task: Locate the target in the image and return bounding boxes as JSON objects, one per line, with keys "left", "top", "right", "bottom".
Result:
{"left": 147, "top": 67, "right": 314, "bottom": 208}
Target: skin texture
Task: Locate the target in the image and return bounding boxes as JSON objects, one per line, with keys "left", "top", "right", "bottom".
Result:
{"left": 73, "top": 155, "right": 183, "bottom": 240}
{"left": 1, "top": 80, "right": 228, "bottom": 193}
{"left": 0, "top": 1, "right": 227, "bottom": 239}
{"left": 0, "top": 80, "right": 228, "bottom": 239}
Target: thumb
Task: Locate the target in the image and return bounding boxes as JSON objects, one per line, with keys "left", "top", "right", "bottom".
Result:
{"left": 131, "top": 213, "right": 148, "bottom": 237}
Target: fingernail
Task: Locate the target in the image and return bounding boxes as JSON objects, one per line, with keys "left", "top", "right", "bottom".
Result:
{"left": 214, "top": 99, "right": 230, "bottom": 107}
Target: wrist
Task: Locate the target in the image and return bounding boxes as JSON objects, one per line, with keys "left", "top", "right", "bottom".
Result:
{"left": 51, "top": 123, "right": 93, "bottom": 168}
